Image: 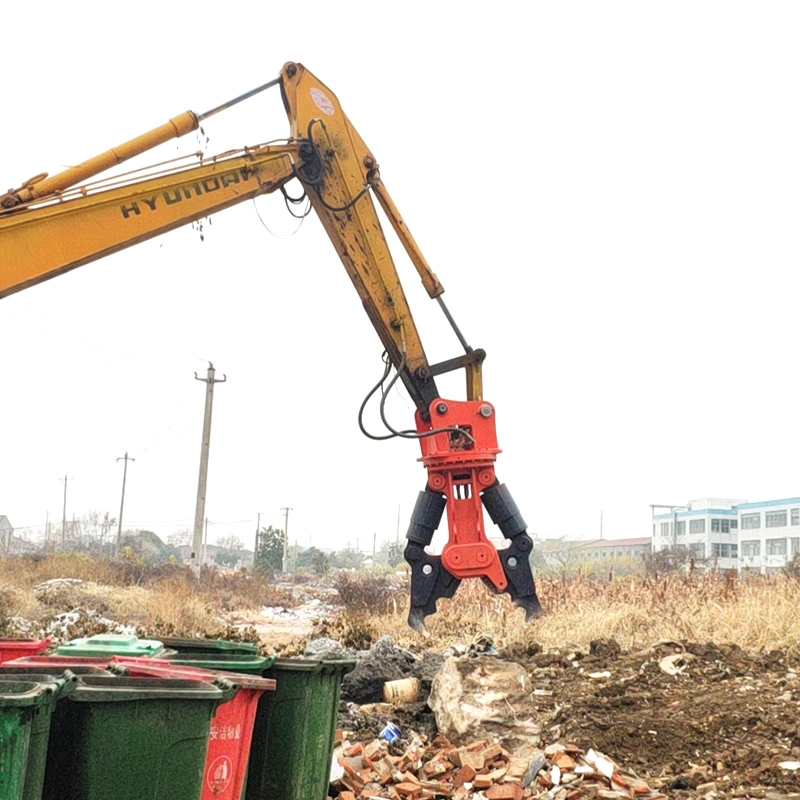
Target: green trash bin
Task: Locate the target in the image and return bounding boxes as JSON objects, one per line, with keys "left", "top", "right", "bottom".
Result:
{"left": 164, "top": 653, "right": 275, "bottom": 676}
{"left": 55, "top": 633, "right": 171, "bottom": 659}
{"left": 41, "top": 675, "right": 234, "bottom": 800}
{"left": 244, "top": 658, "right": 356, "bottom": 800}
{"left": 158, "top": 637, "right": 260, "bottom": 656}
{"left": 0, "top": 673, "right": 76, "bottom": 800}
{"left": 0, "top": 681, "right": 59, "bottom": 800}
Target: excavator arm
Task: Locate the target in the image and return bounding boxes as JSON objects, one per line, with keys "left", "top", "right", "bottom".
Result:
{"left": 0, "top": 61, "right": 542, "bottom": 631}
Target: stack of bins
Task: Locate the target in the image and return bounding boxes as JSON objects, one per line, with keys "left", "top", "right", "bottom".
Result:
{"left": 40, "top": 675, "right": 234, "bottom": 800}
{"left": 0, "top": 681, "right": 61, "bottom": 800}
{"left": 245, "top": 658, "right": 356, "bottom": 800}
{"left": 0, "top": 638, "right": 52, "bottom": 664}
{"left": 112, "top": 658, "right": 276, "bottom": 800}
{"left": 0, "top": 670, "right": 79, "bottom": 800}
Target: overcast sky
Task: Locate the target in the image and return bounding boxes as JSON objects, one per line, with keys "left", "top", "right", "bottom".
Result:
{"left": 2, "top": 2, "right": 799, "bottom": 555}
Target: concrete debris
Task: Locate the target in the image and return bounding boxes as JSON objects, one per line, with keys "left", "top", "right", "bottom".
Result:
{"left": 331, "top": 732, "right": 671, "bottom": 800}
{"left": 342, "top": 636, "right": 422, "bottom": 705}
{"left": 658, "top": 653, "right": 695, "bottom": 676}
{"left": 427, "top": 656, "right": 541, "bottom": 750}
{"left": 305, "top": 636, "right": 354, "bottom": 659}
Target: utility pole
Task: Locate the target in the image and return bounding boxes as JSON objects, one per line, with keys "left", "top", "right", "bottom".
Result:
{"left": 115, "top": 452, "right": 135, "bottom": 557}
{"left": 60, "top": 475, "right": 71, "bottom": 551}
{"left": 372, "top": 531, "right": 377, "bottom": 561}
{"left": 255, "top": 512, "right": 262, "bottom": 566}
{"left": 280, "top": 507, "right": 292, "bottom": 572}
{"left": 190, "top": 363, "right": 226, "bottom": 576}
{"left": 599, "top": 510, "right": 603, "bottom": 540}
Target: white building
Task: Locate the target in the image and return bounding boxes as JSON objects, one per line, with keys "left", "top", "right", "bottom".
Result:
{"left": 652, "top": 497, "right": 800, "bottom": 574}
{"left": 736, "top": 498, "right": 800, "bottom": 574}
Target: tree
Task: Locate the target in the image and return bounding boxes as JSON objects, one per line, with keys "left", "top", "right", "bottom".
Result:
{"left": 214, "top": 534, "right": 245, "bottom": 569}
{"left": 254, "top": 526, "right": 284, "bottom": 571}
{"left": 328, "top": 549, "right": 364, "bottom": 570}
{"left": 296, "top": 546, "right": 330, "bottom": 574}
{"left": 216, "top": 534, "right": 243, "bottom": 552}
{"left": 380, "top": 539, "right": 405, "bottom": 568}
{"left": 168, "top": 528, "right": 192, "bottom": 547}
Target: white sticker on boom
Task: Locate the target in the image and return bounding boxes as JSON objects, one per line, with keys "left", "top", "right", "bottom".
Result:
{"left": 310, "top": 87, "right": 335, "bottom": 116}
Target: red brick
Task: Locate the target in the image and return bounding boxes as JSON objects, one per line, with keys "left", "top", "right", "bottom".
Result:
{"left": 486, "top": 784, "right": 523, "bottom": 800}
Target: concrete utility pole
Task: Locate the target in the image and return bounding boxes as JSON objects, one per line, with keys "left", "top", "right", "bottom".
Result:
{"left": 60, "top": 475, "right": 71, "bottom": 550}
{"left": 190, "top": 363, "right": 226, "bottom": 576}
{"left": 280, "top": 507, "right": 293, "bottom": 572}
{"left": 115, "top": 452, "right": 135, "bottom": 557}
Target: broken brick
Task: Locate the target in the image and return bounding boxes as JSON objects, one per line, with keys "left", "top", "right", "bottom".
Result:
{"left": 486, "top": 784, "right": 524, "bottom": 800}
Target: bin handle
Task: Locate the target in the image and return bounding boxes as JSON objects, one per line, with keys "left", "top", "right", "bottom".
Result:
{"left": 213, "top": 676, "right": 239, "bottom": 702}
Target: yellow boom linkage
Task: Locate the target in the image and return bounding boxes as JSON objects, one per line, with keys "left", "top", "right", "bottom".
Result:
{"left": 0, "top": 62, "right": 542, "bottom": 630}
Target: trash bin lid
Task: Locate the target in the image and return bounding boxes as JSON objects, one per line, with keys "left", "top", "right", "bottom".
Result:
{"left": 265, "top": 657, "right": 355, "bottom": 674}
{"left": 69, "top": 675, "right": 230, "bottom": 702}
{"left": 0, "top": 671, "right": 78, "bottom": 698}
{"left": 110, "top": 659, "right": 277, "bottom": 692}
{"left": 0, "top": 664, "right": 106, "bottom": 677}
{"left": 158, "top": 637, "right": 259, "bottom": 655}
{"left": 0, "top": 681, "right": 57, "bottom": 707}
{"left": 56, "top": 634, "right": 167, "bottom": 658}
{"left": 7, "top": 656, "right": 114, "bottom": 668}
{"left": 164, "top": 653, "right": 276, "bottom": 674}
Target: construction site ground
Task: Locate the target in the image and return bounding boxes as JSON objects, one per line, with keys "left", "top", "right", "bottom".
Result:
{"left": 336, "top": 637, "right": 800, "bottom": 799}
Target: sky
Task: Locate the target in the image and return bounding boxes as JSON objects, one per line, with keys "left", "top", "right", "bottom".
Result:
{"left": 2, "top": 3, "right": 800, "bottom": 555}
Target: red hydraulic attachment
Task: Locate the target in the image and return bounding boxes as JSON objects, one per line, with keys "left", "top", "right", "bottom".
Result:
{"left": 415, "top": 398, "right": 506, "bottom": 589}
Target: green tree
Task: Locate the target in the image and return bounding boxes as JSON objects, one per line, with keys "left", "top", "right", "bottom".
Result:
{"left": 383, "top": 540, "right": 405, "bottom": 568}
{"left": 297, "top": 546, "right": 330, "bottom": 574}
{"left": 328, "top": 549, "right": 364, "bottom": 570}
{"left": 254, "top": 526, "right": 284, "bottom": 571}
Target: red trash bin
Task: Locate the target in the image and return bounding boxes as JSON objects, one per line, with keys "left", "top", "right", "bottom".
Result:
{"left": 112, "top": 657, "right": 276, "bottom": 800}
{"left": 0, "top": 638, "right": 52, "bottom": 663}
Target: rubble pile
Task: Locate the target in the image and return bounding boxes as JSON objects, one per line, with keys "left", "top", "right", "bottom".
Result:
{"left": 332, "top": 732, "right": 670, "bottom": 800}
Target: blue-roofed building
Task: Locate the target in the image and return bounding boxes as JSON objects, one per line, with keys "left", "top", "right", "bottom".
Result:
{"left": 651, "top": 497, "right": 800, "bottom": 573}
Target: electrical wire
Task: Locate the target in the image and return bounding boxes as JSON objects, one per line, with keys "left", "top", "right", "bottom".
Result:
{"left": 358, "top": 352, "right": 476, "bottom": 445}
{"left": 290, "top": 122, "right": 373, "bottom": 213}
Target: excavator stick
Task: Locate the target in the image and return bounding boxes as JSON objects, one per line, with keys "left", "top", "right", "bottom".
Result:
{"left": 404, "top": 398, "right": 543, "bottom": 632}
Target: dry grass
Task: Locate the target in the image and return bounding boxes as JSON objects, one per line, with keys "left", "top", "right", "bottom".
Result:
{"left": 3, "top": 555, "right": 799, "bottom": 657}
{"left": 351, "top": 571, "right": 800, "bottom": 655}
{"left": 0, "top": 553, "right": 289, "bottom": 642}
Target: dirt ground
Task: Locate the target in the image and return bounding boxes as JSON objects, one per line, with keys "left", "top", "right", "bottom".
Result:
{"left": 505, "top": 639, "right": 799, "bottom": 796}
{"left": 341, "top": 638, "right": 800, "bottom": 798}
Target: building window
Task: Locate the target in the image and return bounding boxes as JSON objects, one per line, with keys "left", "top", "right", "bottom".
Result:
{"left": 741, "top": 540, "right": 760, "bottom": 557}
{"left": 791, "top": 538, "right": 799, "bottom": 555}
{"left": 741, "top": 514, "right": 761, "bottom": 530}
{"left": 690, "top": 519, "right": 706, "bottom": 534}
{"left": 732, "top": 544, "right": 738, "bottom": 558}
{"left": 660, "top": 522, "right": 670, "bottom": 537}
{"left": 766, "top": 511, "right": 787, "bottom": 528}
{"left": 792, "top": 509, "right": 799, "bottom": 526}
{"left": 766, "top": 538, "right": 787, "bottom": 556}
{"left": 712, "top": 543, "right": 733, "bottom": 558}
{"left": 690, "top": 542, "right": 705, "bottom": 558}
{"left": 731, "top": 519, "right": 738, "bottom": 529}
{"left": 711, "top": 519, "right": 733, "bottom": 533}
{"left": 675, "top": 521, "right": 685, "bottom": 536}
